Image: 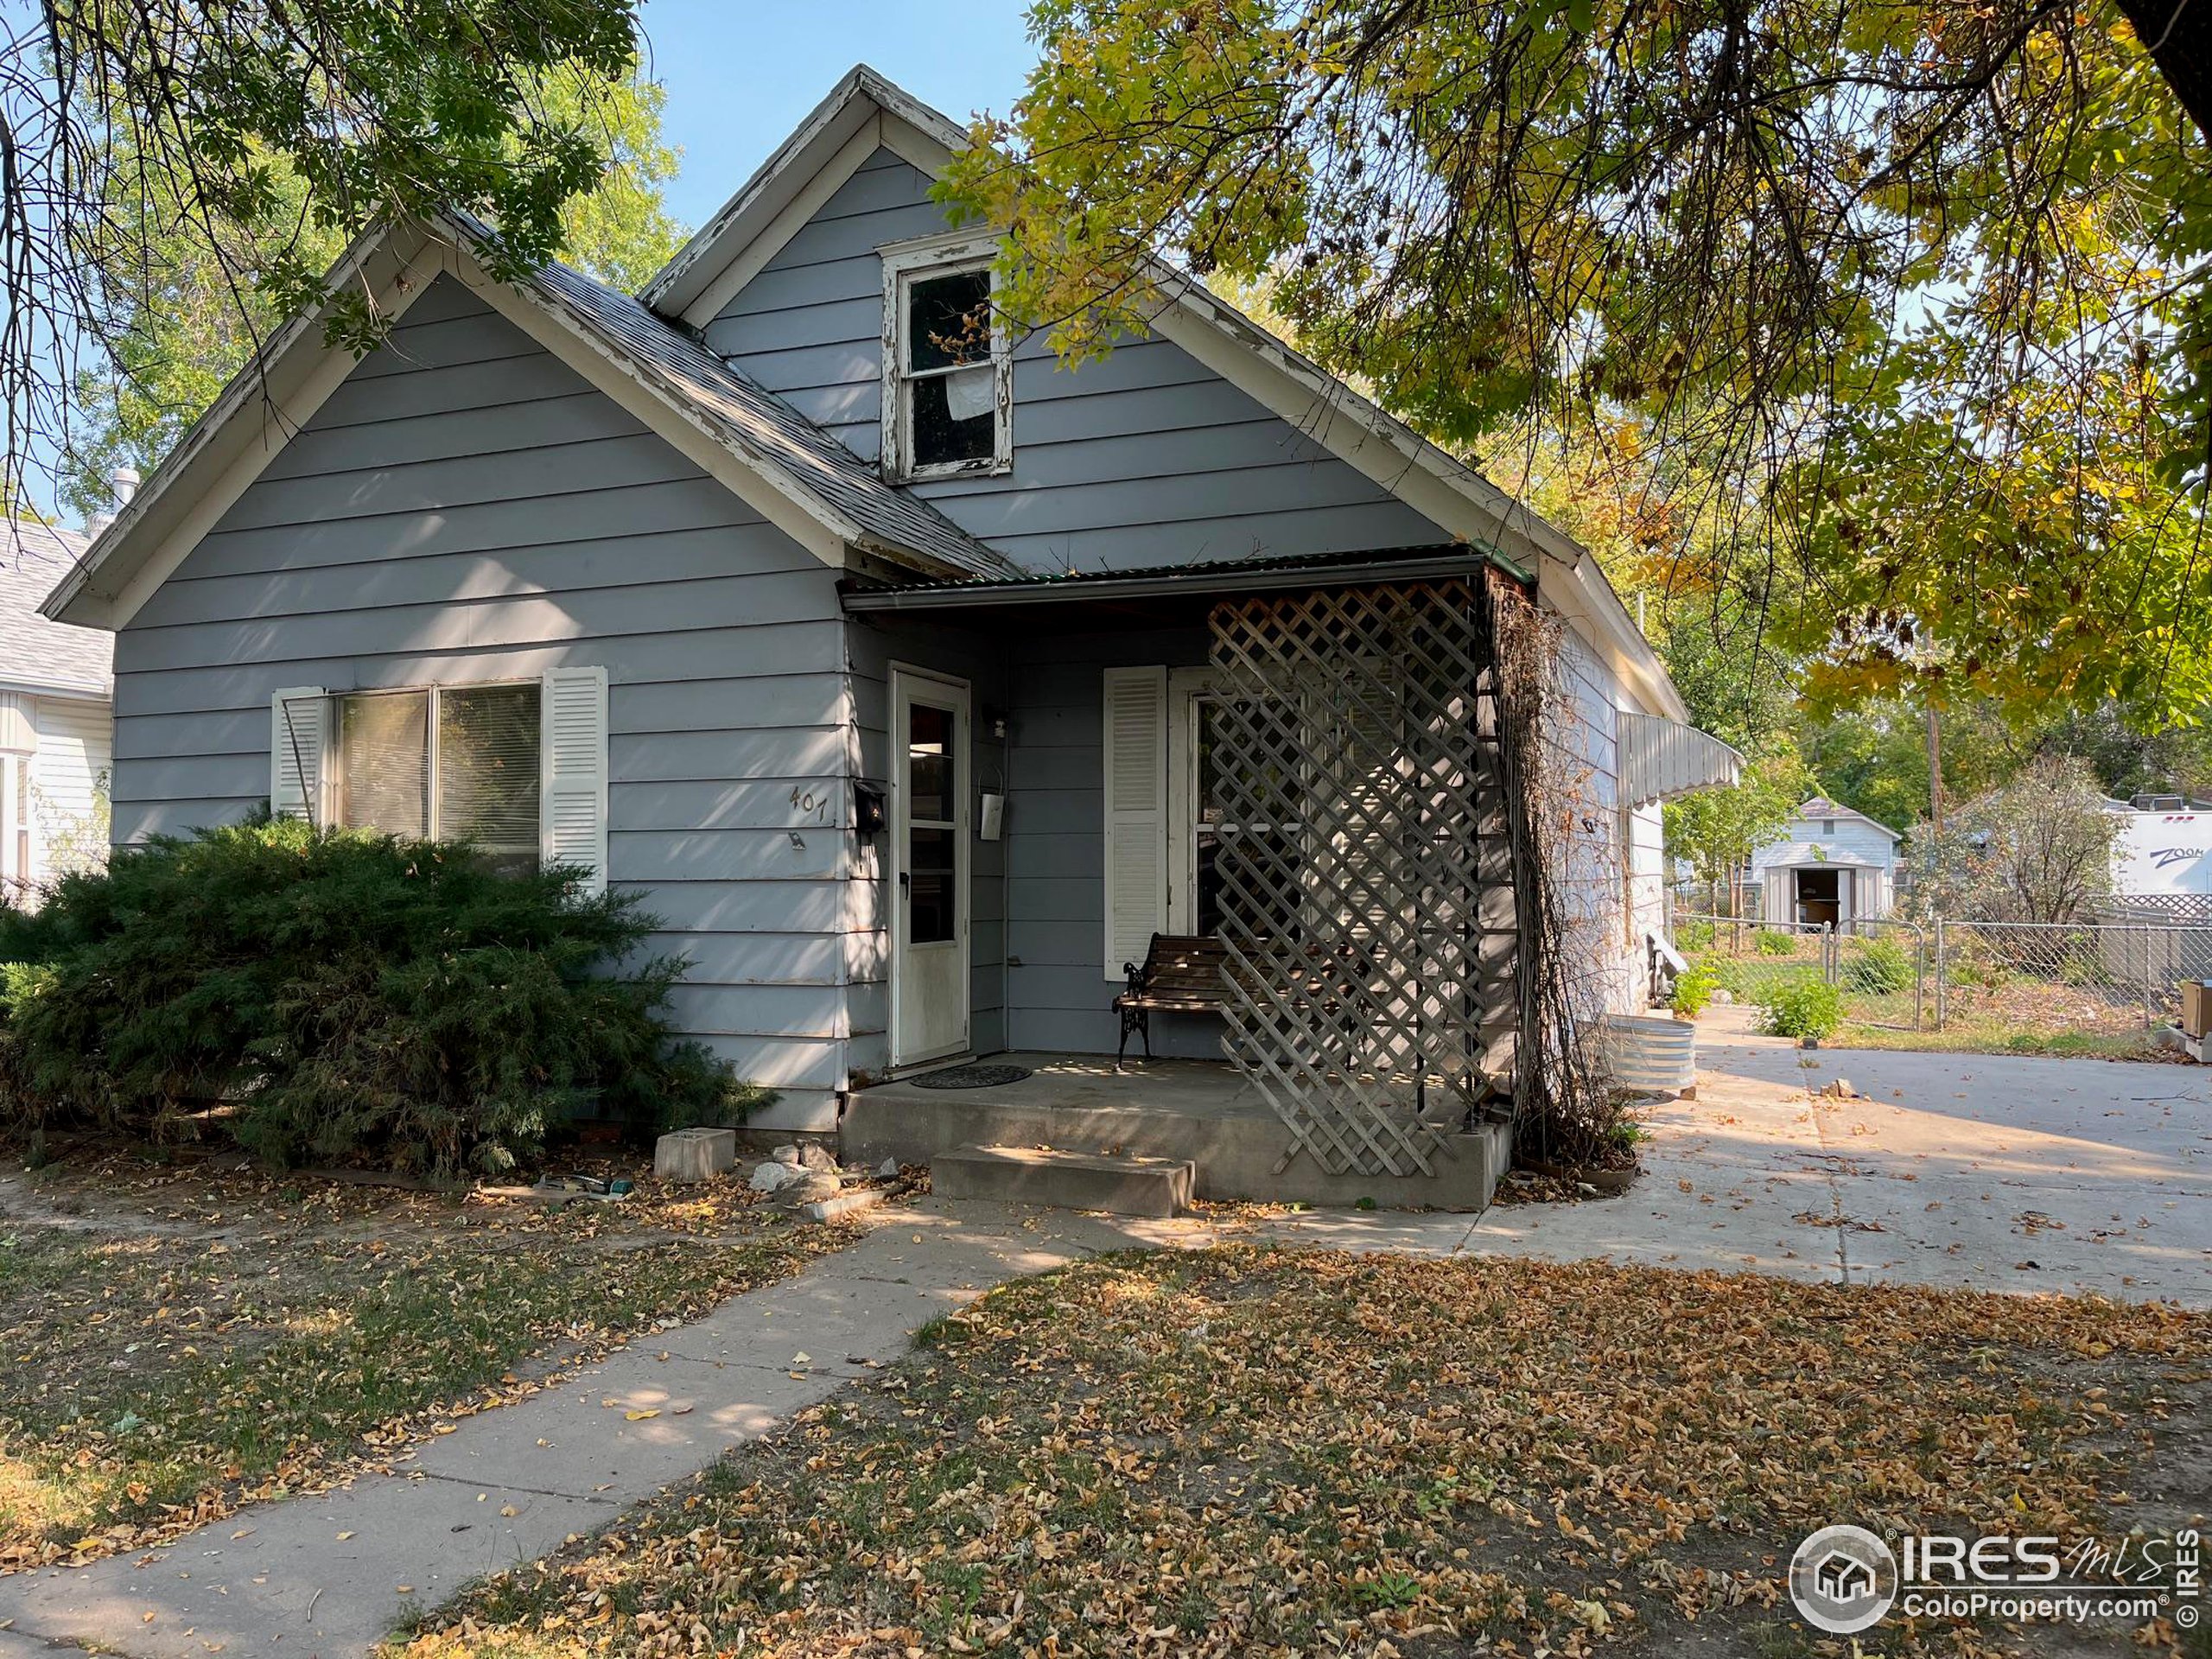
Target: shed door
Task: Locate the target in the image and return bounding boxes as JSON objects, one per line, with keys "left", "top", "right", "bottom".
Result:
{"left": 890, "top": 670, "right": 970, "bottom": 1067}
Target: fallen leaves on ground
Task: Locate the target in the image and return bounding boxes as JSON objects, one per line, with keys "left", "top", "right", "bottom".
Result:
{"left": 400, "top": 1249, "right": 2208, "bottom": 1659}
{"left": 0, "top": 1147, "right": 864, "bottom": 1569}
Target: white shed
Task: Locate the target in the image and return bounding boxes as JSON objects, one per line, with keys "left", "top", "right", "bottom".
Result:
{"left": 1749, "top": 797, "right": 1901, "bottom": 929}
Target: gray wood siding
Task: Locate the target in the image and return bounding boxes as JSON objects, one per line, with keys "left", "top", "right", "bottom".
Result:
{"left": 1001, "top": 625, "right": 1224, "bottom": 1057}
{"left": 704, "top": 148, "right": 1451, "bottom": 573}
{"left": 110, "top": 274, "right": 856, "bottom": 1128}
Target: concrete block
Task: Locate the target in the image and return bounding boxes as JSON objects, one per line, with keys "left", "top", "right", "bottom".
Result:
{"left": 655, "top": 1127, "right": 737, "bottom": 1182}
{"left": 802, "top": 1186, "right": 890, "bottom": 1223}
{"left": 931, "top": 1144, "right": 1196, "bottom": 1217}
{"left": 2154, "top": 1023, "right": 2209, "bottom": 1062}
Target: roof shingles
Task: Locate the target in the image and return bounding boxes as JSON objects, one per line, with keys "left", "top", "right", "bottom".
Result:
{"left": 1, "top": 522, "right": 110, "bottom": 696}
{"left": 482, "top": 226, "right": 1019, "bottom": 583}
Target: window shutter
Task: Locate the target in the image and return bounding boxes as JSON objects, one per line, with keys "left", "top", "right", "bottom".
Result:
{"left": 270, "top": 688, "right": 328, "bottom": 823}
{"left": 540, "top": 666, "right": 609, "bottom": 894}
{"left": 1101, "top": 665, "right": 1167, "bottom": 979}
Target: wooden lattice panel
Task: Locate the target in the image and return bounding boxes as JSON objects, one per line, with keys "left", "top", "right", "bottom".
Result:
{"left": 1207, "top": 581, "right": 1511, "bottom": 1177}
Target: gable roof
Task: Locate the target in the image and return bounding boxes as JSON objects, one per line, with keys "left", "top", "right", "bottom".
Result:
{"left": 44, "top": 215, "right": 1014, "bottom": 630}
{"left": 1758, "top": 840, "right": 1883, "bottom": 869}
{"left": 2, "top": 521, "right": 110, "bottom": 698}
{"left": 1796, "top": 798, "right": 1903, "bottom": 842}
{"left": 512, "top": 238, "right": 1014, "bottom": 582}
{"left": 641, "top": 65, "right": 1688, "bottom": 722}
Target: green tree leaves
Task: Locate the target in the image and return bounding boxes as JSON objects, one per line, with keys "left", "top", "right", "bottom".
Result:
{"left": 950, "top": 0, "right": 2212, "bottom": 720}
{"left": 60, "top": 64, "right": 682, "bottom": 523}
{"left": 6, "top": 0, "right": 653, "bottom": 508}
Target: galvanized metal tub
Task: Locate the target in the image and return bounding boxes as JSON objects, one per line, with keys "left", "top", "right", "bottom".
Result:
{"left": 1601, "top": 1012, "right": 1697, "bottom": 1092}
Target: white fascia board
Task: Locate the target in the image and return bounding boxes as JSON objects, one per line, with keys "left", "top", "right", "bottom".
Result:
{"left": 0, "top": 677, "right": 109, "bottom": 703}
{"left": 646, "top": 63, "right": 969, "bottom": 321}
{"left": 681, "top": 118, "right": 886, "bottom": 327}
{"left": 1144, "top": 287, "right": 1688, "bottom": 721}
{"left": 48, "top": 223, "right": 444, "bottom": 631}
{"left": 55, "top": 224, "right": 869, "bottom": 631}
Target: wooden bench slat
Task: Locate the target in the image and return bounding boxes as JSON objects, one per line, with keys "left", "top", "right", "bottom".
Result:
{"left": 1112, "top": 932, "right": 1232, "bottom": 1068}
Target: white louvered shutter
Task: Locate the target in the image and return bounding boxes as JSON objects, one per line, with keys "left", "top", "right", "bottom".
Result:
{"left": 1101, "top": 665, "right": 1168, "bottom": 979}
{"left": 270, "top": 688, "right": 329, "bottom": 823}
{"left": 540, "top": 666, "right": 609, "bottom": 894}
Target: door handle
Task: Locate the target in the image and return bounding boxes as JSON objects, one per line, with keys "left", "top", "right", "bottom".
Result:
{"left": 899, "top": 871, "right": 910, "bottom": 893}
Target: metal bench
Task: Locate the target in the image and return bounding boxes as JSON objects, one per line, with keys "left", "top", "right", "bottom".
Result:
{"left": 1114, "top": 933, "right": 1229, "bottom": 1070}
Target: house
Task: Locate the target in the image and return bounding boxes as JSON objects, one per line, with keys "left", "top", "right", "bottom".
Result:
{"left": 41, "top": 67, "right": 1735, "bottom": 1202}
{"left": 2, "top": 518, "right": 113, "bottom": 898}
{"left": 1749, "top": 797, "right": 1900, "bottom": 928}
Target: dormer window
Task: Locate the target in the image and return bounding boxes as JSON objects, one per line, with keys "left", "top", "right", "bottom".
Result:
{"left": 881, "top": 234, "right": 1010, "bottom": 481}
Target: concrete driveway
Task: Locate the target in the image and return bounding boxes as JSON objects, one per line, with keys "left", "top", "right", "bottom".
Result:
{"left": 1266, "top": 1016, "right": 2212, "bottom": 1306}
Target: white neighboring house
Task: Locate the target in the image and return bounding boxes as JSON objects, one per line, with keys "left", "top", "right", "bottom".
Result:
{"left": 2103, "top": 793, "right": 2212, "bottom": 899}
{"left": 2, "top": 518, "right": 114, "bottom": 899}
{"left": 1749, "top": 797, "right": 1901, "bottom": 929}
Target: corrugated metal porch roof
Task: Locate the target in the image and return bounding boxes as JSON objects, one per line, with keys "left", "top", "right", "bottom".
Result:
{"left": 837, "top": 543, "right": 1522, "bottom": 613}
{"left": 1617, "top": 710, "right": 1744, "bottom": 807}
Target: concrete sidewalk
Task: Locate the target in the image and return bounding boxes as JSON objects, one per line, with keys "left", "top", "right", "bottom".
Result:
{"left": 0, "top": 1202, "right": 1199, "bottom": 1659}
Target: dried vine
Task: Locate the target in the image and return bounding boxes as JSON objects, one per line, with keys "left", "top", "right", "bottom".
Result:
{"left": 1478, "top": 570, "right": 1622, "bottom": 1165}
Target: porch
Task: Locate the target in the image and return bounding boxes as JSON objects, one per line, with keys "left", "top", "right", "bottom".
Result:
{"left": 838, "top": 547, "right": 1723, "bottom": 1211}
{"left": 842, "top": 1052, "right": 1513, "bottom": 1210}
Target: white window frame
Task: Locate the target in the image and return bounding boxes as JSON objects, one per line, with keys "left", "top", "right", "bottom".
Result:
{"left": 880, "top": 229, "right": 1012, "bottom": 484}
{"left": 331, "top": 679, "right": 543, "bottom": 868}
{"left": 1166, "top": 668, "right": 1217, "bottom": 935}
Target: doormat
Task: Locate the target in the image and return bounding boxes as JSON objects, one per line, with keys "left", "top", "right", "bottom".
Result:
{"left": 909, "top": 1064, "right": 1033, "bottom": 1090}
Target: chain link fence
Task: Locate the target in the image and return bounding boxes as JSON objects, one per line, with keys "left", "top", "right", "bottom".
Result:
{"left": 1672, "top": 906, "right": 2212, "bottom": 1046}
{"left": 1674, "top": 913, "right": 1925, "bottom": 1030}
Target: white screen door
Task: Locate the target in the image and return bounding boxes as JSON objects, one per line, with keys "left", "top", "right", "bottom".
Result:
{"left": 890, "top": 669, "right": 970, "bottom": 1066}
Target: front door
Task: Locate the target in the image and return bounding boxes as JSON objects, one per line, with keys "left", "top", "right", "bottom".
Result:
{"left": 890, "top": 669, "right": 970, "bottom": 1067}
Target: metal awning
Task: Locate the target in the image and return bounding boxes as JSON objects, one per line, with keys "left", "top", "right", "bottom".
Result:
{"left": 1617, "top": 711, "right": 1744, "bottom": 808}
{"left": 838, "top": 544, "right": 1522, "bottom": 617}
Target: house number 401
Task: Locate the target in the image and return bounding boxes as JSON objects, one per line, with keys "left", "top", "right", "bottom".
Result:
{"left": 790, "top": 785, "right": 830, "bottom": 823}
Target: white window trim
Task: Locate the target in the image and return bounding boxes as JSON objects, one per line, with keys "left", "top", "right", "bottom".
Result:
{"left": 1166, "top": 667, "right": 1218, "bottom": 935}
{"left": 331, "top": 679, "right": 544, "bottom": 865}
{"left": 3, "top": 750, "right": 36, "bottom": 898}
{"left": 879, "top": 229, "right": 1012, "bottom": 483}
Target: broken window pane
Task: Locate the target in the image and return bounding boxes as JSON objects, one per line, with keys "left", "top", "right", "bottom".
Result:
{"left": 906, "top": 270, "right": 991, "bottom": 372}
{"left": 911, "top": 372, "right": 995, "bottom": 467}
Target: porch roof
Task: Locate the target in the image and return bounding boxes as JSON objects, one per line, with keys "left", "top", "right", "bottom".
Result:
{"left": 838, "top": 543, "right": 1516, "bottom": 624}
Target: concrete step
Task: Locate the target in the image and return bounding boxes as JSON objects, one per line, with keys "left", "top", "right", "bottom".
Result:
{"left": 931, "top": 1143, "right": 1196, "bottom": 1217}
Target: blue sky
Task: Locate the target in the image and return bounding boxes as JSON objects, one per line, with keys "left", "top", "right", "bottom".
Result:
{"left": 639, "top": 0, "right": 1039, "bottom": 232}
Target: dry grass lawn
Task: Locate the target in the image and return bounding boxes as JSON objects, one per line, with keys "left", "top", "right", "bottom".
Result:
{"left": 0, "top": 1147, "right": 858, "bottom": 1570}
{"left": 397, "top": 1248, "right": 2209, "bottom": 1659}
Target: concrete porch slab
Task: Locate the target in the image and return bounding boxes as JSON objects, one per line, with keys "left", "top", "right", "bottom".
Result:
{"left": 843, "top": 1052, "right": 1510, "bottom": 1211}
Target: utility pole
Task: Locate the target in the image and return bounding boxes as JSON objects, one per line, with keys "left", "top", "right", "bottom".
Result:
{"left": 1926, "top": 700, "right": 1943, "bottom": 835}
